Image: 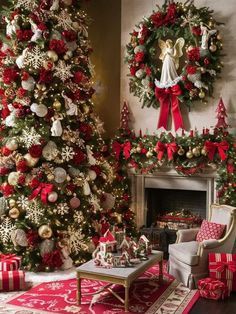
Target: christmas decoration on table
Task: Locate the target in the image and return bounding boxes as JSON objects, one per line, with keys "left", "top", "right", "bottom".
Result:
{"left": 0, "top": 0, "right": 121, "bottom": 271}
{"left": 208, "top": 253, "right": 236, "bottom": 296}
{"left": 0, "top": 270, "right": 26, "bottom": 292}
{"left": 198, "top": 277, "right": 228, "bottom": 300}
{"left": 92, "top": 229, "right": 151, "bottom": 268}
{"left": 125, "top": 0, "right": 224, "bottom": 130}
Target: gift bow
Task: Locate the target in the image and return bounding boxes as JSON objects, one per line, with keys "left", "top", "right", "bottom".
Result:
{"left": 155, "top": 84, "right": 184, "bottom": 131}
{"left": 155, "top": 141, "right": 178, "bottom": 161}
{"left": 204, "top": 141, "right": 229, "bottom": 161}
{"left": 215, "top": 261, "right": 236, "bottom": 273}
{"left": 29, "top": 183, "right": 54, "bottom": 204}
{"left": 0, "top": 254, "right": 16, "bottom": 261}
{"left": 112, "top": 141, "right": 131, "bottom": 160}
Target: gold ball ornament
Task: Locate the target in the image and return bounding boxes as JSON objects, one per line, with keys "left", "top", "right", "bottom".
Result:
{"left": 48, "top": 191, "right": 58, "bottom": 203}
{"left": 38, "top": 225, "right": 53, "bottom": 239}
{"left": 9, "top": 199, "right": 16, "bottom": 208}
{"left": 53, "top": 100, "right": 62, "bottom": 111}
{"left": 47, "top": 174, "right": 55, "bottom": 181}
{"left": 186, "top": 149, "right": 193, "bottom": 159}
{"left": 192, "top": 147, "right": 201, "bottom": 157}
{"left": 209, "top": 44, "right": 217, "bottom": 52}
{"left": 201, "top": 147, "right": 208, "bottom": 156}
{"left": 199, "top": 90, "right": 205, "bottom": 99}
{"left": 47, "top": 50, "right": 58, "bottom": 62}
{"left": 9, "top": 207, "right": 20, "bottom": 219}
{"left": 177, "top": 147, "right": 185, "bottom": 156}
{"left": 24, "top": 153, "right": 39, "bottom": 167}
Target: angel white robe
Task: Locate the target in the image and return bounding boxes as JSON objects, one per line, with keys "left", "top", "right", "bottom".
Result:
{"left": 159, "top": 48, "right": 180, "bottom": 87}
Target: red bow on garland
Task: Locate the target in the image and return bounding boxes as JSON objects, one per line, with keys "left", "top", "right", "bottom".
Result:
{"left": 112, "top": 141, "right": 131, "bottom": 160}
{"left": 29, "top": 183, "right": 54, "bottom": 204}
{"left": 155, "top": 84, "right": 184, "bottom": 131}
{"left": 204, "top": 141, "right": 229, "bottom": 161}
{"left": 155, "top": 141, "right": 178, "bottom": 161}
{"left": 215, "top": 261, "right": 236, "bottom": 273}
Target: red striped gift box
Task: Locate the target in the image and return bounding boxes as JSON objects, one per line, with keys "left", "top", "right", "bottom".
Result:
{"left": 208, "top": 253, "right": 236, "bottom": 295}
{"left": 0, "top": 254, "right": 21, "bottom": 271}
{"left": 0, "top": 270, "right": 25, "bottom": 292}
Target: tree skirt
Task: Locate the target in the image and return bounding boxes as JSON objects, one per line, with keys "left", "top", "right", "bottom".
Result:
{"left": 5, "top": 265, "right": 199, "bottom": 314}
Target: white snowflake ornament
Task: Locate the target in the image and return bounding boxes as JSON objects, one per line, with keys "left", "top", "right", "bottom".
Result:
{"left": 15, "top": 0, "right": 37, "bottom": 11}
{"left": 24, "top": 46, "right": 46, "bottom": 69}
{"left": 21, "top": 127, "right": 41, "bottom": 149}
{"left": 61, "top": 146, "right": 75, "bottom": 161}
{"left": 53, "top": 60, "right": 73, "bottom": 82}
{"left": 25, "top": 201, "right": 45, "bottom": 225}
{"left": 67, "top": 226, "right": 88, "bottom": 254}
{"left": 0, "top": 217, "right": 15, "bottom": 244}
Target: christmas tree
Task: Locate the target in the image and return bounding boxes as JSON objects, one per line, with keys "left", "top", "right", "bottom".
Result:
{"left": 0, "top": 0, "right": 118, "bottom": 271}
{"left": 215, "top": 97, "right": 228, "bottom": 129}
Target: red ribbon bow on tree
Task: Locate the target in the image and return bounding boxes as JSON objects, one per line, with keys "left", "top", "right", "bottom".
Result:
{"left": 155, "top": 84, "right": 184, "bottom": 131}
{"left": 29, "top": 183, "right": 54, "bottom": 204}
{"left": 204, "top": 141, "right": 229, "bottom": 161}
{"left": 155, "top": 141, "right": 178, "bottom": 160}
{"left": 215, "top": 261, "right": 236, "bottom": 273}
{"left": 112, "top": 141, "right": 131, "bottom": 160}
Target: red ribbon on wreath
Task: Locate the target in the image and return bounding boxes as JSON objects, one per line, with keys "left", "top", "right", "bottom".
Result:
{"left": 112, "top": 141, "right": 131, "bottom": 160}
{"left": 29, "top": 183, "right": 54, "bottom": 204}
{"left": 155, "top": 141, "right": 178, "bottom": 160}
{"left": 204, "top": 141, "right": 229, "bottom": 161}
{"left": 155, "top": 84, "right": 184, "bottom": 131}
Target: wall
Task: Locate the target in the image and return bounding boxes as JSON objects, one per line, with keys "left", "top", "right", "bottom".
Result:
{"left": 121, "top": 0, "right": 236, "bottom": 135}
{"left": 84, "top": 0, "right": 121, "bottom": 137}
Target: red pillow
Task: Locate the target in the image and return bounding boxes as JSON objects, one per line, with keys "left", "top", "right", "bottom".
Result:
{"left": 196, "top": 220, "right": 226, "bottom": 242}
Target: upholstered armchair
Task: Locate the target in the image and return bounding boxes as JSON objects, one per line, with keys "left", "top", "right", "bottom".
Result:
{"left": 168, "top": 204, "right": 236, "bottom": 289}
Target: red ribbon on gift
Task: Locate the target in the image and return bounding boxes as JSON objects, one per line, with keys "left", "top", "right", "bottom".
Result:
{"left": 29, "top": 183, "right": 53, "bottom": 204}
{"left": 112, "top": 141, "right": 131, "bottom": 160}
{"left": 204, "top": 141, "right": 229, "bottom": 161}
{"left": 155, "top": 141, "right": 178, "bottom": 161}
{"left": 215, "top": 261, "right": 236, "bottom": 273}
{"left": 0, "top": 254, "right": 16, "bottom": 261}
{"left": 155, "top": 84, "right": 184, "bottom": 131}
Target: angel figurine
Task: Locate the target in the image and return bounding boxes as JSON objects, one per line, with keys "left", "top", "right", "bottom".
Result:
{"left": 51, "top": 116, "right": 63, "bottom": 137}
{"left": 30, "top": 20, "right": 43, "bottom": 42}
{"left": 155, "top": 38, "right": 185, "bottom": 88}
{"left": 200, "top": 22, "right": 217, "bottom": 50}
{"left": 62, "top": 92, "right": 78, "bottom": 116}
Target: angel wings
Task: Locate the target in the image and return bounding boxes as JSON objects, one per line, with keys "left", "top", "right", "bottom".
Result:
{"left": 155, "top": 38, "right": 185, "bottom": 88}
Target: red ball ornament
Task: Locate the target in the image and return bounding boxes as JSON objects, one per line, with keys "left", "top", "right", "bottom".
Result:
{"left": 69, "top": 197, "right": 81, "bottom": 209}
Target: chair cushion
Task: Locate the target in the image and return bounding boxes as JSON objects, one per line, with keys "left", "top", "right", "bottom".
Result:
{"left": 196, "top": 220, "right": 225, "bottom": 242}
{"left": 169, "top": 241, "right": 200, "bottom": 266}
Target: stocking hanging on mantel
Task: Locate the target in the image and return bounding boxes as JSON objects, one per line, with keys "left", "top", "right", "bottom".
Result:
{"left": 215, "top": 98, "right": 228, "bottom": 129}
{"left": 120, "top": 101, "right": 130, "bottom": 130}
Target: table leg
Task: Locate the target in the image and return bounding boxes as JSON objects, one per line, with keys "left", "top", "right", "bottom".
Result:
{"left": 77, "top": 275, "right": 81, "bottom": 305}
{"left": 125, "top": 281, "right": 130, "bottom": 312}
{"left": 159, "top": 260, "right": 163, "bottom": 284}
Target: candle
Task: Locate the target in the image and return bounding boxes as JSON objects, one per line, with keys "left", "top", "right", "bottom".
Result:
{"left": 182, "top": 129, "right": 185, "bottom": 136}
{"left": 139, "top": 129, "right": 143, "bottom": 137}
{"left": 202, "top": 127, "right": 205, "bottom": 135}
{"left": 190, "top": 129, "right": 194, "bottom": 137}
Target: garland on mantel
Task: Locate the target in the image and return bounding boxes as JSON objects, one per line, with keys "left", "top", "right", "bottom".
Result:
{"left": 111, "top": 128, "right": 236, "bottom": 207}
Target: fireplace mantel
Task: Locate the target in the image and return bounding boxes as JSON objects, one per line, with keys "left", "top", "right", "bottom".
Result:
{"left": 129, "top": 168, "right": 217, "bottom": 228}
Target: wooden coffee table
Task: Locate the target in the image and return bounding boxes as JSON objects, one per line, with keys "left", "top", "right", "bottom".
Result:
{"left": 77, "top": 250, "right": 163, "bottom": 312}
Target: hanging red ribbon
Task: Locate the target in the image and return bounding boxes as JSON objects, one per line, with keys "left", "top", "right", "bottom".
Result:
{"left": 215, "top": 261, "right": 236, "bottom": 273}
{"left": 155, "top": 84, "right": 184, "bottom": 131}
{"left": 204, "top": 141, "right": 229, "bottom": 161}
{"left": 29, "top": 183, "right": 54, "bottom": 204}
{"left": 155, "top": 141, "right": 178, "bottom": 161}
{"left": 112, "top": 141, "right": 131, "bottom": 160}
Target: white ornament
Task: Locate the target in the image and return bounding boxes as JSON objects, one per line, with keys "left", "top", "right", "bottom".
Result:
{"left": 61, "top": 146, "right": 75, "bottom": 161}
{"left": 50, "top": 0, "right": 60, "bottom": 11}
{"left": 24, "top": 46, "right": 46, "bottom": 69}
{"left": 21, "top": 76, "right": 36, "bottom": 91}
{"left": 48, "top": 191, "right": 58, "bottom": 202}
{"left": 5, "top": 112, "right": 16, "bottom": 127}
{"left": 54, "top": 10, "right": 74, "bottom": 30}
{"left": 42, "top": 141, "right": 59, "bottom": 160}
{"left": 53, "top": 60, "right": 73, "bottom": 82}
{"left": 6, "top": 139, "right": 18, "bottom": 151}
{"left": 8, "top": 172, "right": 20, "bottom": 186}
{"left": 51, "top": 118, "right": 63, "bottom": 137}
{"left": 88, "top": 170, "right": 97, "bottom": 181}
{"left": 62, "top": 92, "right": 78, "bottom": 116}
{"left": 54, "top": 167, "right": 67, "bottom": 183}
{"left": 30, "top": 103, "right": 48, "bottom": 117}
{"left": 200, "top": 22, "right": 217, "bottom": 50}
{"left": 83, "top": 181, "right": 91, "bottom": 196}
{"left": 15, "top": 0, "right": 37, "bottom": 11}
{"left": 11, "top": 229, "right": 28, "bottom": 247}
{"left": 135, "top": 69, "right": 145, "bottom": 79}
{"left": 24, "top": 153, "right": 39, "bottom": 167}
{"left": 30, "top": 20, "right": 43, "bottom": 42}
{"left": 86, "top": 145, "right": 96, "bottom": 165}
{"left": 16, "top": 48, "right": 29, "bottom": 69}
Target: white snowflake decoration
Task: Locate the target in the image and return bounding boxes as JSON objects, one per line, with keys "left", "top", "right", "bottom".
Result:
{"left": 67, "top": 226, "right": 88, "bottom": 254}
{"left": 57, "top": 203, "right": 69, "bottom": 215}
{"left": 17, "top": 195, "right": 30, "bottom": 210}
{"left": 0, "top": 217, "right": 15, "bottom": 244}
{"left": 15, "top": 0, "right": 37, "bottom": 10}
{"left": 24, "top": 46, "right": 46, "bottom": 69}
{"left": 54, "top": 10, "right": 74, "bottom": 30}
{"left": 46, "top": 282, "right": 64, "bottom": 291}
{"left": 25, "top": 201, "right": 45, "bottom": 225}
{"left": 53, "top": 60, "right": 73, "bottom": 82}
{"left": 61, "top": 146, "right": 75, "bottom": 161}
{"left": 21, "top": 127, "right": 41, "bottom": 148}
{"left": 90, "top": 194, "right": 102, "bottom": 212}
{"left": 3, "top": 56, "right": 15, "bottom": 66}
{"left": 73, "top": 211, "right": 84, "bottom": 224}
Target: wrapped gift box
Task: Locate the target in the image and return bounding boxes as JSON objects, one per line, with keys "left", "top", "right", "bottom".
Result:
{"left": 0, "top": 254, "right": 21, "bottom": 271}
{"left": 198, "top": 277, "right": 228, "bottom": 300}
{"left": 0, "top": 270, "right": 25, "bottom": 292}
{"left": 209, "top": 253, "right": 236, "bottom": 294}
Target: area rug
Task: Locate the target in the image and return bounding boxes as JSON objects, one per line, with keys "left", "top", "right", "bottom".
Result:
{"left": 6, "top": 265, "right": 199, "bottom": 314}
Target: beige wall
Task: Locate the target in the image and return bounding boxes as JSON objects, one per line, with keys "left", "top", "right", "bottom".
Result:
{"left": 121, "top": 0, "right": 236, "bottom": 135}
{"left": 84, "top": 0, "right": 121, "bottom": 137}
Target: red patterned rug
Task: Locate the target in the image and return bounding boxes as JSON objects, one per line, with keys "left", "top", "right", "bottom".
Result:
{"left": 7, "top": 265, "right": 199, "bottom": 313}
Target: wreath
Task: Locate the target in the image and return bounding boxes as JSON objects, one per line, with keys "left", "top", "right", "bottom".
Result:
{"left": 125, "top": 0, "right": 223, "bottom": 131}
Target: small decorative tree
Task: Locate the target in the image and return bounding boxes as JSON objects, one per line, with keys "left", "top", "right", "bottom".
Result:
{"left": 120, "top": 101, "right": 130, "bottom": 130}
{"left": 215, "top": 97, "right": 228, "bottom": 129}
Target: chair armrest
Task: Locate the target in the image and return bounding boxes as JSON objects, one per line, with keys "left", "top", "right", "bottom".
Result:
{"left": 176, "top": 228, "right": 200, "bottom": 243}
{"left": 201, "top": 239, "right": 220, "bottom": 249}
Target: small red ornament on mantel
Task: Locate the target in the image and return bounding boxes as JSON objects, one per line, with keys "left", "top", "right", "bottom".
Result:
{"left": 120, "top": 101, "right": 130, "bottom": 130}
{"left": 215, "top": 97, "right": 228, "bottom": 129}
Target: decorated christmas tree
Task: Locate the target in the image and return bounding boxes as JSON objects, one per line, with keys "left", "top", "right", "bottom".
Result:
{"left": 0, "top": 0, "right": 118, "bottom": 271}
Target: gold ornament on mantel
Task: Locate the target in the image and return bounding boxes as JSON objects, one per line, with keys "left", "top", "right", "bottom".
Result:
{"left": 186, "top": 147, "right": 193, "bottom": 159}
{"left": 38, "top": 225, "right": 53, "bottom": 239}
